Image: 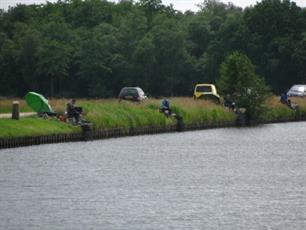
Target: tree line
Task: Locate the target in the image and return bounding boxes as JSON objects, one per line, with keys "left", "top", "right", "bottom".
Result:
{"left": 0, "top": 0, "right": 305, "bottom": 98}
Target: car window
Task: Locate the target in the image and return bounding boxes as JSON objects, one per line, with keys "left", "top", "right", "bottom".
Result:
{"left": 196, "top": 86, "right": 212, "bottom": 93}
{"left": 120, "top": 88, "right": 138, "bottom": 96}
{"left": 127, "top": 89, "right": 138, "bottom": 96}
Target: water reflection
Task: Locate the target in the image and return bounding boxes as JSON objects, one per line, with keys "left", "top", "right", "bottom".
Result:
{"left": 0, "top": 122, "right": 305, "bottom": 229}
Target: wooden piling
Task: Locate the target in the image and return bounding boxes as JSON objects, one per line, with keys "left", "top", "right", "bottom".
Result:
{"left": 12, "top": 101, "right": 20, "bottom": 120}
{"left": 81, "top": 123, "right": 93, "bottom": 141}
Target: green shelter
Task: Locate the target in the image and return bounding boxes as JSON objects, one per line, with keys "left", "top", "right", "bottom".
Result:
{"left": 25, "top": 92, "right": 54, "bottom": 113}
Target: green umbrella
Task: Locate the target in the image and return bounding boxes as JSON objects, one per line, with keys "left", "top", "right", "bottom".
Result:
{"left": 25, "top": 92, "right": 53, "bottom": 113}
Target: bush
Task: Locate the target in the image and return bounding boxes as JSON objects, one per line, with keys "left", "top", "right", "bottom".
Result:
{"left": 217, "top": 52, "right": 270, "bottom": 121}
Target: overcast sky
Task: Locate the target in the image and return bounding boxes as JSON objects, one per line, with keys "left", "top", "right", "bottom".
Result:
{"left": 1, "top": 0, "right": 306, "bottom": 11}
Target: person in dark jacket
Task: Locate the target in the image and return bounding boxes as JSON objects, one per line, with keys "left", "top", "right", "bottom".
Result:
{"left": 67, "top": 99, "right": 82, "bottom": 124}
{"left": 280, "top": 92, "right": 289, "bottom": 104}
{"left": 224, "top": 94, "right": 235, "bottom": 110}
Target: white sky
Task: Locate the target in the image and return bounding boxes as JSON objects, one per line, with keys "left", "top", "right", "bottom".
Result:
{"left": 0, "top": 0, "right": 306, "bottom": 11}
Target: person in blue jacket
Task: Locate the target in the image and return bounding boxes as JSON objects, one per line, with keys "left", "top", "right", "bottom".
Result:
{"left": 280, "top": 92, "right": 289, "bottom": 104}
{"left": 160, "top": 98, "right": 171, "bottom": 116}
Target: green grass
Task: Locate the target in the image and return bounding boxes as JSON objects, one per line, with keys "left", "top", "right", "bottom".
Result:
{"left": 0, "top": 98, "right": 236, "bottom": 138}
{"left": 259, "top": 106, "right": 296, "bottom": 122}
{"left": 169, "top": 98, "right": 236, "bottom": 125}
{"left": 81, "top": 100, "right": 176, "bottom": 129}
{"left": 78, "top": 98, "right": 236, "bottom": 129}
{"left": 0, "top": 117, "right": 80, "bottom": 138}
{"left": 2, "top": 96, "right": 304, "bottom": 139}
{"left": 259, "top": 96, "right": 306, "bottom": 122}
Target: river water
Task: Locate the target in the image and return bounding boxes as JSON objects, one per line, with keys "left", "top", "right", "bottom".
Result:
{"left": 0, "top": 122, "right": 305, "bottom": 229}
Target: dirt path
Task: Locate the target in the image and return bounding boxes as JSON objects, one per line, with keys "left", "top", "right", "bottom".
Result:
{"left": 0, "top": 112, "right": 36, "bottom": 119}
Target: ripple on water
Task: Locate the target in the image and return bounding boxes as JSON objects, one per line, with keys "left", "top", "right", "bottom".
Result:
{"left": 0, "top": 122, "right": 306, "bottom": 229}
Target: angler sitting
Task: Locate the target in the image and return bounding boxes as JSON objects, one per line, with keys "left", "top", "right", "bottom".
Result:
{"left": 160, "top": 98, "right": 172, "bottom": 116}
{"left": 66, "top": 99, "right": 82, "bottom": 124}
{"left": 280, "top": 92, "right": 289, "bottom": 105}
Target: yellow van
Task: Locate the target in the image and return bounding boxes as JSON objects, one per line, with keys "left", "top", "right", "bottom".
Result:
{"left": 193, "top": 83, "right": 220, "bottom": 103}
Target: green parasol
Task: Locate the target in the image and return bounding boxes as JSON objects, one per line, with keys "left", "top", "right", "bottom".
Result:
{"left": 25, "top": 92, "right": 53, "bottom": 113}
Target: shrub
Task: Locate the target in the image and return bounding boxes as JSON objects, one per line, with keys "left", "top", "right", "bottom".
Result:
{"left": 217, "top": 52, "right": 270, "bottom": 121}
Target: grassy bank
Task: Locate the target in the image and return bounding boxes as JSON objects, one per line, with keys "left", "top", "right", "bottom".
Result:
{"left": 170, "top": 98, "right": 236, "bottom": 125}
{"left": 0, "top": 98, "right": 235, "bottom": 137}
{"left": 48, "top": 98, "right": 236, "bottom": 129}
{"left": 81, "top": 98, "right": 236, "bottom": 129}
{"left": 259, "top": 96, "right": 306, "bottom": 122}
{"left": 0, "top": 96, "right": 305, "bottom": 138}
{"left": 0, "top": 117, "right": 80, "bottom": 138}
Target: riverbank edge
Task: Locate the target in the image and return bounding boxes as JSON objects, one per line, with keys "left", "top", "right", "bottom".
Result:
{"left": 1, "top": 117, "right": 305, "bottom": 149}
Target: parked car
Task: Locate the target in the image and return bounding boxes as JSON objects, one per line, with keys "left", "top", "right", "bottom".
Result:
{"left": 287, "top": 84, "right": 306, "bottom": 97}
{"left": 193, "top": 83, "right": 220, "bottom": 103}
{"left": 118, "top": 87, "right": 147, "bottom": 102}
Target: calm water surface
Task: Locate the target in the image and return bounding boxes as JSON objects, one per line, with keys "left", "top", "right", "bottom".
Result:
{"left": 0, "top": 122, "right": 306, "bottom": 229}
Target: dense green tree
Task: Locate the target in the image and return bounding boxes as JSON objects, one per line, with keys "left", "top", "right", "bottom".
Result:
{"left": 36, "top": 39, "right": 72, "bottom": 97}
{"left": 292, "top": 32, "right": 306, "bottom": 84}
{"left": 14, "top": 26, "right": 41, "bottom": 94}
{"left": 133, "top": 35, "right": 156, "bottom": 92}
{"left": 0, "top": 0, "right": 305, "bottom": 98}
{"left": 139, "top": 0, "right": 163, "bottom": 11}
{"left": 148, "top": 14, "right": 188, "bottom": 96}
{"left": 217, "top": 52, "right": 270, "bottom": 120}
{"left": 244, "top": 0, "right": 306, "bottom": 92}
{"left": 0, "top": 37, "right": 20, "bottom": 96}
{"left": 77, "top": 23, "right": 118, "bottom": 97}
